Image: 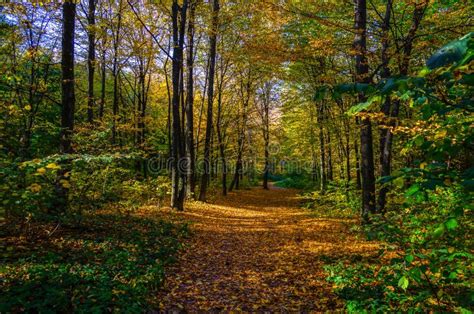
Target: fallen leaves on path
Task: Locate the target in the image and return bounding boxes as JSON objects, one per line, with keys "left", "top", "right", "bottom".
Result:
{"left": 154, "top": 186, "right": 379, "bottom": 312}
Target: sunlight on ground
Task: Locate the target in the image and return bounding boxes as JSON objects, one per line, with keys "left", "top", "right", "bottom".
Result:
{"left": 154, "top": 186, "right": 379, "bottom": 311}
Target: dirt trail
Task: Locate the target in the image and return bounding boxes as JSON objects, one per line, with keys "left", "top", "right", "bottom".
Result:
{"left": 156, "top": 185, "right": 378, "bottom": 312}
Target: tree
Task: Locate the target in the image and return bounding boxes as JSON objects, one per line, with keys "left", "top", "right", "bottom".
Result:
{"left": 170, "top": 0, "right": 188, "bottom": 210}
{"left": 185, "top": 0, "right": 197, "bottom": 198}
{"left": 377, "top": 0, "right": 428, "bottom": 212}
{"left": 260, "top": 81, "right": 272, "bottom": 190}
{"left": 199, "top": 0, "right": 219, "bottom": 202}
{"left": 111, "top": 0, "right": 123, "bottom": 145}
{"left": 60, "top": 1, "right": 76, "bottom": 154}
{"left": 86, "top": 0, "right": 96, "bottom": 123}
{"left": 353, "top": 0, "right": 375, "bottom": 221}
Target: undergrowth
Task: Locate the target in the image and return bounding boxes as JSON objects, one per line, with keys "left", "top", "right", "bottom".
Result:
{"left": 0, "top": 213, "right": 188, "bottom": 312}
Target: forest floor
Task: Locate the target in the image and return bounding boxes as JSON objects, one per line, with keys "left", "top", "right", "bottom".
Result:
{"left": 154, "top": 184, "right": 380, "bottom": 311}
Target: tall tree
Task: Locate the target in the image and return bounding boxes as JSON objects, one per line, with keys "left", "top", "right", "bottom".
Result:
{"left": 170, "top": 0, "right": 188, "bottom": 210}
{"left": 185, "top": 0, "right": 197, "bottom": 198}
{"left": 111, "top": 0, "right": 123, "bottom": 144}
{"left": 86, "top": 0, "right": 96, "bottom": 123}
{"left": 216, "top": 53, "right": 230, "bottom": 196}
{"left": 61, "top": 1, "right": 76, "bottom": 154}
{"left": 199, "top": 0, "right": 219, "bottom": 202}
{"left": 55, "top": 0, "right": 76, "bottom": 214}
{"left": 261, "top": 82, "right": 271, "bottom": 190}
{"left": 353, "top": 0, "right": 375, "bottom": 221}
{"left": 378, "top": 0, "right": 428, "bottom": 211}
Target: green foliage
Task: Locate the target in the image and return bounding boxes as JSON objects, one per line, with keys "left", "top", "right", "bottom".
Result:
{"left": 1, "top": 214, "right": 188, "bottom": 312}
{"left": 0, "top": 153, "right": 170, "bottom": 219}
{"left": 427, "top": 32, "right": 473, "bottom": 69}
{"left": 273, "top": 171, "right": 317, "bottom": 190}
{"left": 327, "top": 186, "right": 473, "bottom": 312}
{"left": 302, "top": 183, "right": 360, "bottom": 218}
{"left": 325, "top": 34, "right": 474, "bottom": 312}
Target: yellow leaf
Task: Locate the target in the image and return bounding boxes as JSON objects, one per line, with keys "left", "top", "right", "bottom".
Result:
{"left": 46, "top": 163, "right": 61, "bottom": 170}
{"left": 28, "top": 183, "right": 42, "bottom": 193}
{"left": 37, "top": 167, "right": 46, "bottom": 174}
{"left": 24, "top": 105, "right": 31, "bottom": 111}
{"left": 60, "top": 179, "right": 71, "bottom": 189}
{"left": 434, "top": 129, "right": 447, "bottom": 140}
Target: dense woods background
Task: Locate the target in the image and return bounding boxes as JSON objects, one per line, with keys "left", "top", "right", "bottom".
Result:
{"left": 0, "top": 0, "right": 473, "bottom": 312}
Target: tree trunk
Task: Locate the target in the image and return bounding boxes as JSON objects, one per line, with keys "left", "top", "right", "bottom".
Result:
{"left": 377, "top": 0, "right": 393, "bottom": 211}
{"left": 229, "top": 69, "right": 251, "bottom": 192}
{"left": 185, "top": 0, "right": 196, "bottom": 198}
{"left": 111, "top": 0, "right": 123, "bottom": 145}
{"left": 170, "top": 0, "right": 188, "bottom": 210}
{"left": 61, "top": 2, "right": 75, "bottom": 154}
{"left": 262, "top": 82, "right": 271, "bottom": 190}
{"left": 99, "top": 45, "right": 106, "bottom": 119}
{"left": 216, "top": 55, "right": 229, "bottom": 195}
{"left": 87, "top": 0, "right": 96, "bottom": 123}
{"left": 378, "top": 1, "right": 427, "bottom": 212}
{"left": 354, "top": 0, "right": 375, "bottom": 221}
{"left": 326, "top": 130, "right": 333, "bottom": 181}
{"left": 263, "top": 104, "right": 270, "bottom": 190}
{"left": 56, "top": 1, "right": 76, "bottom": 213}
{"left": 199, "top": 0, "right": 219, "bottom": 202}
{"left": 318, "top": 103, "right": 326, "bottom": 193}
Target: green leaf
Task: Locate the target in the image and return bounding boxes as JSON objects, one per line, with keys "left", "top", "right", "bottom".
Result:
{"left": 445, "top": 218, "right": 458, "bottom": 231}
{"left": 426, "top": 32, "right": 473, "bottom": 69}
{"left": 405, "top": 254, "right": 414, "bottom": 263}
{"left": 433, "top": 224, "right": 445, "bottom": 239}
{"left": 347, "top": 95, "right": 381, "bottom": 116}
{"left": 405, "top": 184, "right": 420, "bottom": 197}
{"left": 398, "top": 276, "right": 409, "bottom": 290}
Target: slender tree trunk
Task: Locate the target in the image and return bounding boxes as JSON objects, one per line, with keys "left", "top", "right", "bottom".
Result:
{"left": 164, "top": 42, "right": 172, "bottom": 159}
{"left": 229, "top": 144, "right": 243, "bottom": 191}
{"left": 56, "top": 1, "right": 76, "bottom": 213}
{"left": 199, "top": 0, "right": 219, "bottom": 202}
{"left": 216, "top": 55, "right": 230, "bottom": 195}
{"left": 263, "top": 96, "right": 270, "bottom": 190}
{"left": 318, "top": 103, "right": 326, "bottom": 193}
{"left": 230, "top": 70, "right": 251, "bottom": 192}
{"left": 354, "top": 0, "right": 375, "bottom": 221}
{"left": 378, "top": 1, "right": 427, "bottom": 212}
{"left": 87, "top": 0, "right": 96, "bottom": 123}
{"left": 327, "top": 130, "right": 333, "bottom": 181}
{"left": 378, "top": 0, "right": 393, "bottom": 211}
{"left": 354, "top": 128, "right": 362, "bottom": 189}
{"left": 216, "top": 80, "right": 227, "bottom": 195}
{"left": 99, "top": 46, "right": 106, "bottom": 119}
{"left": 196, "top": 55, "right": 210, "bottom": 160}
{"left": 111, "top": 0, "right": 122, "bottom": 144}
{"left": 344, "top": 118, "right": 352, "bottom": 185}
{"left": 170, "top": 0, "right": 188, "bottom": 210}
{"left": 185, "top": 0, "right": 196, "bottom": 198}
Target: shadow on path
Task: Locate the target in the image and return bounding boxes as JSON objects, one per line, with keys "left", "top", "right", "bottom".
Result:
{"left": 155, "top": 185, "right": 379, "bottom": 311}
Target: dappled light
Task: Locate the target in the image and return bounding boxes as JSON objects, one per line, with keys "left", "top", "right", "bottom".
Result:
{"left": 155, "top": 185, "right": 379, "bottom": 311}
{"left": 0, "top": 0, "right": 472, "bottom": 312}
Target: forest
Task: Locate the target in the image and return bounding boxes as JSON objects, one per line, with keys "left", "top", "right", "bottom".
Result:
{"left": 0, "top": 0, "right": 473, "bottom": 312}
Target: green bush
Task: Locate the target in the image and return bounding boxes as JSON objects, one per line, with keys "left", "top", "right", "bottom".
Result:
{"left": 274, "top": 171, "right": 317, "bottom": 190}
{"left": 302, "top": 183, "right": 360, "bottom": 218}
{"left": 325, "top": 34, "right": 474, "bottom": 313}
{"left": 326, "top": 185, "right": 473, "bottom": 312}
{"left": 0, "top": 153, "right": 170, "bottom": 219}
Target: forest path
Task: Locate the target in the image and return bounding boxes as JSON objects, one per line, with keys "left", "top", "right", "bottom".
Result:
{"left": 156, "top": 185, "right": 378, "bottom": 311}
